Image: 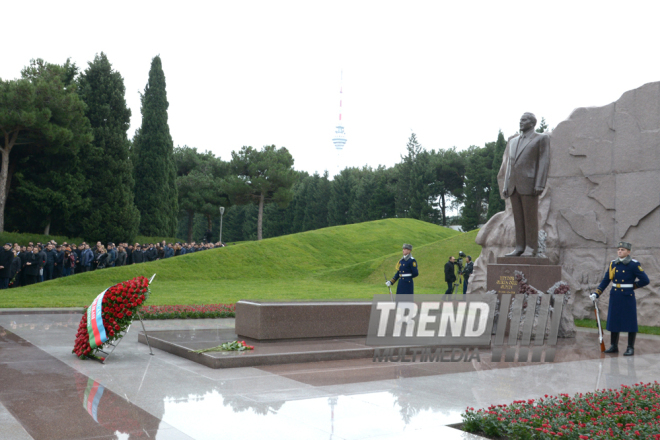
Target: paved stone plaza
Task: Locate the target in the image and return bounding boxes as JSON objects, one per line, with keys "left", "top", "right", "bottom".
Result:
{"left": 2, "top": 312, "right": 660, "bottom": 440}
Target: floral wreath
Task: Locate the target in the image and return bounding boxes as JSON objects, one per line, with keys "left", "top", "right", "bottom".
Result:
{"left": 73, "top": 276, "right": 151, "bottom": 360}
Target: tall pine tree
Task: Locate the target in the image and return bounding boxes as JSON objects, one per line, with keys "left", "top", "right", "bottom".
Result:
{"left": 133, "top": 56, "right": 178, "bottom": 237}
{"left": 395, "top": 133, "right": 435, "bottom": 221}
{"left": 78, "top": 53, "right": 140, "bottom": 243}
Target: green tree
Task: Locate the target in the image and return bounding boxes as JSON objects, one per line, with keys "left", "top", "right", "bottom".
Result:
{"left": 395, "top": 133, "right": 435, "bottom": 221}
{"left": 173, "top": 146, "right": 230, "bottom": 242}
{"left": 224, "top": 145, "right": 296, "bottom": 240}
{"left": 327, "top": 168, "right": 357, "bottom": 226}
{"left": 0, "top": 59, "right": 92, "bottom": 233}
{"left": 133, "top": 55, "right": 178, "bottom": 237}
{"left": 368, "top": 166, "right": 396, "bottom": 220}
{"left": 177, "top": 171, "right": 212, "bottom": 243}
{"left": 536, "top": 117, "right": 548, "bottom": 133}
{"left": 430, "top": 147, "right": 466, "bottom": 226}
{"left": 486, "top": 130, "right": 508, "bottom": 220}
{"left": 349, "top": 168, "right": 375, "bottom": 223}
{"left": 7, "top": 150, "right": 88, "bottom": 236}
{"left": 77, "top": 53, "right": 140, "bottom": 243}
{"left": 460, "top": 143, "right": 494, "bottom": 231}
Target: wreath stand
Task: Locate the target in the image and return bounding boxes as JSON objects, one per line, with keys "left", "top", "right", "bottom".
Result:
{"left": 89, "top": 311, "right": 154, "bottom": 364}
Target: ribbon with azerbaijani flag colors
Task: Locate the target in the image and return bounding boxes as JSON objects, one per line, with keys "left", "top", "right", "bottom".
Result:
{"left": 83, "top": 378, "right": 105, "bottom": 422}
{"left": 86, "top": 288, "right": 110, "bottom": 349}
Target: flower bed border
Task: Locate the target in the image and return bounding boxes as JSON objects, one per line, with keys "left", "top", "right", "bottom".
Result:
{"left": 462, "top": 382, "right": 660, "bottom": 439}
{"left": 139, "top": 304, "right": 235, "bottom": 320}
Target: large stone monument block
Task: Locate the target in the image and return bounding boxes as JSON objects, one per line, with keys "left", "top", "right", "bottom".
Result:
{"left": 470, "top": 81, "right": 660, "bottom": 327}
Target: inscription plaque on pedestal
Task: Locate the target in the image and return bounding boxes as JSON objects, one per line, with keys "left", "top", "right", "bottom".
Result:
{"left": 487, "top": 257, "right": 562, "bottom": 295}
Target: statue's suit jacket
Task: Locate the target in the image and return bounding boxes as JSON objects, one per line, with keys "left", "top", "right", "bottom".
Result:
{"left": 502, "top": 131, "right": 550, "bottom": 196}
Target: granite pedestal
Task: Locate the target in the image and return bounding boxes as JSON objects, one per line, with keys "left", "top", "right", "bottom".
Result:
{"left": 235, "top": 300, "right": 371, "bottom": 340}
{"left": 487, "top": 257, "right": 562, "bottom": 295}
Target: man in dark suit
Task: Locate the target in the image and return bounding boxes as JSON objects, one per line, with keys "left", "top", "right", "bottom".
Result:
{"left": 501, "top": 112, "right": 550, "bottom": 257}
{"left": 462, "top": 255, "right": 473, "bottom": 294}
{"left": 444, "top": 256, "right": 456, "bottom": 295}
{"left": 43, "top": 243, "right": 56, "bottom": 280}
{"left": 0, "top": 243, "right": 14, "bottom": 289}
{"left": 53, "top": 244, "right": 64, "bottom": 278}
{"left": 23, "top": 247, "right": 41, "bottom": 285}
{"left": 132, "top": 245, "right": 145, "bottom": 264}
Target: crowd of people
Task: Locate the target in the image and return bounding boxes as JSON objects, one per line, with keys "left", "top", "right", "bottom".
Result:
{"left": 0, "top": 239, "right": 225, "bottom": 289}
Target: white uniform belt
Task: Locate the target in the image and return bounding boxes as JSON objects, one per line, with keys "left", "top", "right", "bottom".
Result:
{"left": 400, "top": 274, "right": 412, "bottom": 277}
{"left": 614, "top": 284, "right": 633, "bottom": 288}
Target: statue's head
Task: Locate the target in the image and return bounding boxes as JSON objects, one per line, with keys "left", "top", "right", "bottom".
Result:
{"left": 519, "top": 112, "right": 537, "bottom": 132}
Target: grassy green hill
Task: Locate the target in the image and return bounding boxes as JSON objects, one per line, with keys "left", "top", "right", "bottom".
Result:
{"left": 0, "top": 219, "right": 482, "bottom": 308}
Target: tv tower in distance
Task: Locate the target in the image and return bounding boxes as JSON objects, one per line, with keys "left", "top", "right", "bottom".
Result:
{"left": 331, "top": 71, "right": 347, "bottom": 163}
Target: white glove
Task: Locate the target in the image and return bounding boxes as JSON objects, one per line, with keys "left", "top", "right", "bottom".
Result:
{"left": 386, "top": 281, "right": 392, "bottom": 287}
{"left": 590, "top": 293, "right": 598, "bottom": 301}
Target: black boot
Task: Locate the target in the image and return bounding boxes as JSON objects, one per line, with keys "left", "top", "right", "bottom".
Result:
{"left": 624, "top": 332, "right": 636, "bottom": 356}
{"left": 604, "top": 332, "right": 619, "bottom": 353}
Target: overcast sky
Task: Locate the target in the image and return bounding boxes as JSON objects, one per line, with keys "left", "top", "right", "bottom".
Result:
{"left": 3, "top": 1, "right": 659, "bottom": 176}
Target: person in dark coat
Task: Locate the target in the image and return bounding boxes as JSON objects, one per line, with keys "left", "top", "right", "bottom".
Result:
{"left": 0, "top": 243, "right": 14, "bottom": 288}
{"left": 37, "top": 245, "right": 47, "bottom": 282}
{"left": 145, "top": 244, "right": 157, "bottom": 262}
{"left": 462, "top": 256, "right": 474, "bottom": 294}
{"left": 591, "top": 241, "right": 650, "bottom": 356}
{"left": 80, "top": 244, "right": 93, "bottom": 272}
{"left": 444, "top": 256, "right": 457, "bottom": 295}
{"left": 19, "top": 246, "right": 31, "bottom": 286}
{"left": 62, "top": 249, "right": 75, "bottom": 276}
{"left": 53, "top": 245, "right": 64, "bottom": 279}
{"left": 115, "top": 245, "right": 127, "bottom": 267}
{"left": 43, "top": 244, "right": 56, "bottom": 280}
{"left": 386, "top": 244, "right": 418, "bottom": 296}
{"left": 106, "top": 243, "right": 117, "bottom": 267}
{"left": 126, "top": 244, "right": 133, "bottom": 265}
{"left": 23, "top": 248, "right": 41, "bottom": 285}
{"left": 9, "top": 253, "right": 21, "bottom": 287}
{"left": 72, "top": 244, "right": 82, "bottom": 274}
{"left": 132, "top": 245, "right": 145, "bottom": 264}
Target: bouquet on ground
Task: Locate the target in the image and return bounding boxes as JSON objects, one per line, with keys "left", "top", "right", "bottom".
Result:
{"left": 192, "top": 340, "right": 254, "bottom": 353}
{"left": 73, "top": 276, "right": 151, "bottom": 360}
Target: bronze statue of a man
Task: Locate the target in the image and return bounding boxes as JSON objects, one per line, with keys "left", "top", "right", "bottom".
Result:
{"left": 502, "top": 113, "right": 550, "bottom": 257}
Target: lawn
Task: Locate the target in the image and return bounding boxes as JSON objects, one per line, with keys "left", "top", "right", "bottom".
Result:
{"left": 0, "top": 219, "right": 480, "bottom": 308}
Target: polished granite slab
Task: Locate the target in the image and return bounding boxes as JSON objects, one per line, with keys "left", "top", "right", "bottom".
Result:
{"left": 138, "top": 328, "right": 377, "bottom": 368}
{"left": 137, "top": 324, "right": 660, "bottom": 371}
{"left": 0, "top": 324, "right": 192, "bottom": 440}
{"left": 3, "top": 312, "right": 660, "bottom": 440}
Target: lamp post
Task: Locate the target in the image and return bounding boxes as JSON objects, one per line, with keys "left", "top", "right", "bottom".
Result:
{"left": 219, "top": 206, "right": 225, "bottom": 244}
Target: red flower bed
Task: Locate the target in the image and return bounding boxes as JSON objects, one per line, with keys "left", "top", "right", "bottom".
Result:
{"left": 462, "top": 382, "right": 660, "bottom": 439}
{"left": 139, "top": 303, "right": 235, "bottom": 320}
{"left": 73, "top": 276, "right": 150, "bottom": 360}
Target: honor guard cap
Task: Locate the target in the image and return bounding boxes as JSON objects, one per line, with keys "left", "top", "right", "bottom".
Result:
{"left": 402, "top": 243, "right": 413, "bottom": 250}
{"left": 617, "top": 241, "right": 632, "bottom": 250}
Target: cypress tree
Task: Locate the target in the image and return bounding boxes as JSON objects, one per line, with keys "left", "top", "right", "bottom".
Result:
{"left": 486, "top": 131, "right": 507, "bottom": 220}
{"left": 78, "top": 53, "right": 140, "bottom": 243}
{"left": 133, "top": 55, "right": 178, "bottom": 237}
